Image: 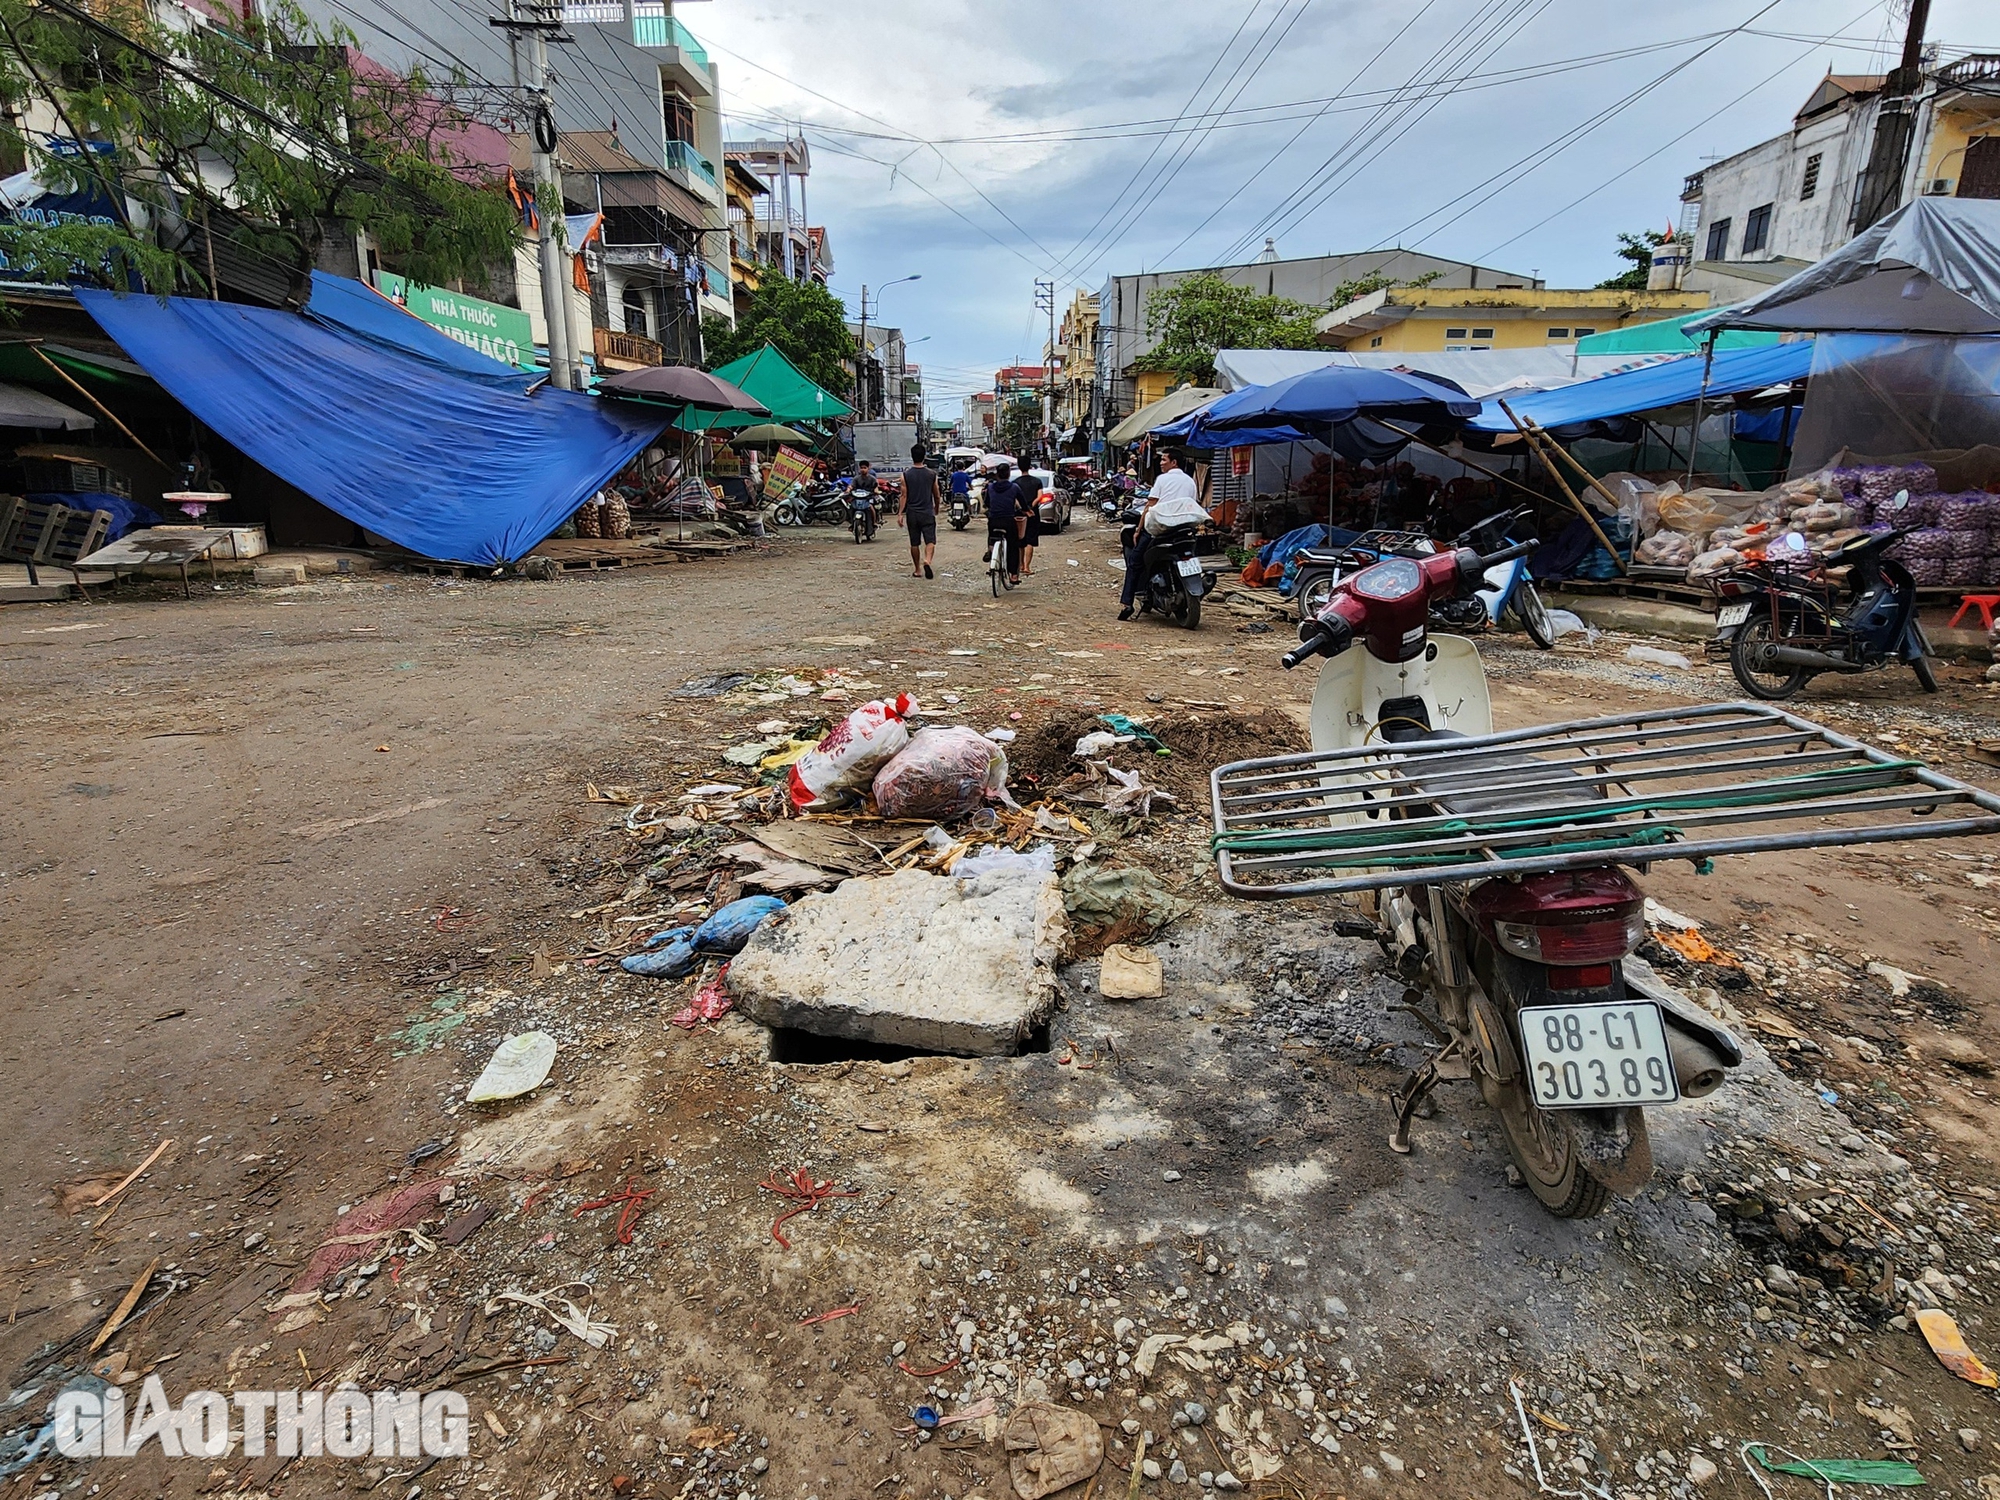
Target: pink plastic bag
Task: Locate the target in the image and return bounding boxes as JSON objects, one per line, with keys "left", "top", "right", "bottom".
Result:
{"left": 787, "top": 694, "right": 914, "bottom": 809}
{"left": 872, "top": 725, "right": 1010, "bottom": 820}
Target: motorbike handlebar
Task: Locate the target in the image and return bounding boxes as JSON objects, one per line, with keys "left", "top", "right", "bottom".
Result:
{"left": 1474, "top": 538, "right": 1537, "bottom": 570}
{"left": 1281, "top": 615, "right": 1353, "bottom": 670}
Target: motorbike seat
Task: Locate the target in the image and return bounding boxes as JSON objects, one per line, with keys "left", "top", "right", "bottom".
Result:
{"left": 1389, "top": 728, "right": 1608, "bottom": 817}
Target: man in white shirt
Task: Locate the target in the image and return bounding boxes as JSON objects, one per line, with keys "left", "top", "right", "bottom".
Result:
{"left": 1119, "top": 451, "right": 1207, "bottom": 619}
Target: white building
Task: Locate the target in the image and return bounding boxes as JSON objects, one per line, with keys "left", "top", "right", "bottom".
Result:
{"left": 1680, "top": 57, "right": 2000, "bottom": 303}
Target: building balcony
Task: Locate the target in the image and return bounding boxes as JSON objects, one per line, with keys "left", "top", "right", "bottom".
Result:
{"left": 664, "top": 139, "right": 721, "bottom": 203}
{"left": 1936, "top": 53, "right": 2000, "bottom": 91}
{"left": 1681, "top": 170, "right": 1705, "bottom": 202}
{"left": 561, "top": 4, "right": 712, "bottom": 95}
{"left": 595, "top": 325, "right": 664, "bottom": 370}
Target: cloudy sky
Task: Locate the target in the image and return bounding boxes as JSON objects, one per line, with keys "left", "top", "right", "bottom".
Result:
{"left": 691, "top": 0, "right": 1994, "bottom": 414}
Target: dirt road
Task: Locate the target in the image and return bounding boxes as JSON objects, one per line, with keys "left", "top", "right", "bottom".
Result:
{"left": 3, "top": 517, "right": 1998, "bottom": 1499}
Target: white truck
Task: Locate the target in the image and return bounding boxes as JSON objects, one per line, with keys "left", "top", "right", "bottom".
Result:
{"left": 850, "top": 420, "right": 921, "bottom": 473}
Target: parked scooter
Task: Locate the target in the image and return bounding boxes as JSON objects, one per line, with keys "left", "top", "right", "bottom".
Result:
{"left": 1292, "top": 510, "right": 1556, "bottom": 648}
{"left": 1119, "top": 504, "right": 1219, "bottom": 629}
{"left": 1251, "top": 540, "right": 1742, "bottom": 1216}
{"left": 1710, "top": 490, "right": 1938, "bottom": 699}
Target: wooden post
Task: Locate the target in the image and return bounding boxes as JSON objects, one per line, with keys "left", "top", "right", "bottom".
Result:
{"left": 1497, "top": 399, "right": 1626, "bottom": 575}
{"left": 31, "top": 346, "right": 171, "bottom": 471}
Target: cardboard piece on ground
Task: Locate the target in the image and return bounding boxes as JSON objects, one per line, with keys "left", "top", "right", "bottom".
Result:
{"left": 1004, "top": 1401, "right": 1103, "bottom": 1500}
{"left": 1097, "top": 943, "right": 1163, "bottom": 1000}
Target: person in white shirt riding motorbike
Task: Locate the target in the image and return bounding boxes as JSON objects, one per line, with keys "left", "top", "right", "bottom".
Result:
{"left": 1118, "top": 450, "right": 1206, "bottom": 620}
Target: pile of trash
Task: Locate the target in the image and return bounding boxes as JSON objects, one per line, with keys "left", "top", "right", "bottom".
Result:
{"left": 561, "top": 691, "right": 1201, "bottom": 1052}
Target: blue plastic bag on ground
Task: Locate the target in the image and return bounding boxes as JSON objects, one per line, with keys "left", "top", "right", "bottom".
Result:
{"left": 621, "top": 896, "right": 788, "bottom": 977}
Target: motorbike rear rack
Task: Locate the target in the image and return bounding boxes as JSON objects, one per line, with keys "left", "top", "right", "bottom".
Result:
{"left": 1210, "top": 701, "right": 2000, "bottom": 899}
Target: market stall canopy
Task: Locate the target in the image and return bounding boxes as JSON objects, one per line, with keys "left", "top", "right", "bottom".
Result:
{"left": 1460, "top": 340, "right": 1815, "bottom": 437}
{"left": 303, "top": 272, "right": 539, "bottom": 389}
{"left": 1197, "top": 365, "right": 1480, "bottom": 434}
{"left": 1685, "top": 198, "right": 2000, "bottom": 337}
{"left": 0, "top": 381, "right": 92, "bottom": 429}
{"left": 77, "top": 288, "right": 666, "bottom": 566}
{"left": 678, "top": 342, "right": 851, "bottom": 431}
{"left": 1575, "top": 311, "right": 1780, "bottom": 355}
{"left": 1151, "top": 395, "right": 1308, "bottom": 450}
{"left": 1105, "top": 385, "right": 1223, "bottom": 447}
{"left": 1212, "top": 347, "right": 1656, "bottom": 397}
{"left": 728, "top": 423, "right": 810, "bottom": 446}
{"left": 599, "top": 363, "right": 769, "bottom": 413}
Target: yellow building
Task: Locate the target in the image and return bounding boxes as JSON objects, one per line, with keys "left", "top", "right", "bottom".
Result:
{"left": 1048, "top": 289, "right": 1099, "bottom": 431}
{"left": 1132, "top": 369, "right": 1184, "bottom": 407}
{"left": 724, "top": 160, "right": 767, "bottom": 318}
{"left": 1314, "top": 286, "right": 1711, "bottom": 354}
{"left": 1919, "top": 56, "right": 2000, "bottom": 200}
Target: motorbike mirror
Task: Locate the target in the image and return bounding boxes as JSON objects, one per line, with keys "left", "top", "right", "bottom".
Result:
{"left": 1891, "top": 488, "right": 1910, "bottom": 511}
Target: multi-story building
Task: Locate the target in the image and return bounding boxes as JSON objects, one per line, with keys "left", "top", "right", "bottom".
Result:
{"left": 1096, "top": 251, "right": 1540, "bottom": 430}
{"left": 723, "top": 159, "right": 767, "bottom": 319}
{"left": 958, "top": 392, "right": 996, "bottom": 446}
{"left": 1046, "top": 290, "right": 1098, "bottom": 437}
{"left": 289, "top": 0, "right": 735, "bottom": 360}
{"left": 1679, "top": 55, "right": 2000, "bottom": 303}
{"left": 725, "top": 138, "right": 832, "bottom": 285}
{"left": 846, "top": 323, "right": 905, "bottom": 421}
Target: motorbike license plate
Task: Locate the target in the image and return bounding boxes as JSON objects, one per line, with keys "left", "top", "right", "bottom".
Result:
{"left": 1715, "top": 602, "right": 1751, "bottom": 628}
{"left": 1517, "top": 1001, "right": 1679, "bottom": 1109}
{"left": 1175, "top": 557, "right": 1204, "bottom": 578}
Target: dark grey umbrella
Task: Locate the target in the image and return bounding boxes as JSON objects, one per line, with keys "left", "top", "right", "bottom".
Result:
{"left": 597, "top": 364, "right": 770, "bottom": 413}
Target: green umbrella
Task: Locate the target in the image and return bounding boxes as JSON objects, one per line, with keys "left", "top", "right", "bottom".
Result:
{"left": 730, "top": 423, "right": 812, "bottom": 447}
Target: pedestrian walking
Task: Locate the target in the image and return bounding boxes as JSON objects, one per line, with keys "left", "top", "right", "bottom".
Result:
{"left": 899, "top": 442, "right": 939, "bottom": 579}
{"left": 984, "top": 461, "right": 1022, "bottom": 586}
{"left": 1015, "top": 467, "right": 1043, "bottom": 578}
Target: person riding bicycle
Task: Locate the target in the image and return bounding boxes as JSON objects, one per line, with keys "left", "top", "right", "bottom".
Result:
{"left": 984, "top": 462, "right": 1022, "bottom": 586}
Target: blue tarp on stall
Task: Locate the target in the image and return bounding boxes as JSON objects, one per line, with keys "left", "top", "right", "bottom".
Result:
{"left": 1461, "top": 340, "right": 1814, "bottom": 434}
{"left": 302, "top": 271, "right": 540, "bottom": 390}
{"left": 77, "top": 287, "right": 666, "bottom": 566}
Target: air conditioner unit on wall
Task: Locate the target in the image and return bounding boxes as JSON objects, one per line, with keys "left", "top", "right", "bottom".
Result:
{"left": 1925, "top": 178, "right": 1954, "bottom": 195}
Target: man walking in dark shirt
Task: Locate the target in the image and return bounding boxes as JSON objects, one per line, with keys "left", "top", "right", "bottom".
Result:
{"left": 899, "top": 444, "right": 940, "bottom": 579}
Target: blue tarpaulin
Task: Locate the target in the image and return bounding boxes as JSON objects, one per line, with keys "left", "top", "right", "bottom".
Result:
{"left": 1462, "top": 341, "right": 1814, "bottom": 435}
{"left": 303, "top": 271, "right": 540, "bottom": 390}
{"left": 78, "top": 287, "right": 666, "bottom": 565}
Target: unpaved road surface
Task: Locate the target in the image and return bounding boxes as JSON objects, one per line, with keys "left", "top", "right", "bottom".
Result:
{"left": 4, "top": 518, "right": 1999, "bottom": 1500}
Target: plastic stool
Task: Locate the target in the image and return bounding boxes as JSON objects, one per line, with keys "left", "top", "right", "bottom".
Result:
{"left": 1948, "top": 593, "right": 2000, "bottom": 631}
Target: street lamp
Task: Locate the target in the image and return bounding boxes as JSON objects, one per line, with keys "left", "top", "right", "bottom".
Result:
{"left": 857, "top": 274, "right": 920, "bottom": 419}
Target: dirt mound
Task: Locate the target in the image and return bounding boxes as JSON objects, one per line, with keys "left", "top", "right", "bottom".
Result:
{"left": 1009, "top": 708, "right": 1308, "bottom": 803}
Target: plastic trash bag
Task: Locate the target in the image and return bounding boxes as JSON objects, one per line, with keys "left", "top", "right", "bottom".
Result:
{"left": 1624, "top": 645, "right": 1692, "bottom": 670}
{"left": 622, "top": 896, "right": 786, "bottom": 976}
{"left": 873, "top": 725, "right": 1011, "bottom": 820}
{"left": 955, "top": 843, "right": 1058, "bottom": 880}
{"left": 787, "top": 695, "right": 914, "bottom": 810}
{"left": 1542, "top": 608, "right": 1587, "bottom": 640}
{"left": 466, "top": 1032, "right": 558, "bottom": 1102}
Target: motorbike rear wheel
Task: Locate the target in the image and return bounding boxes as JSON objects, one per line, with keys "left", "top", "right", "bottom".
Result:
{"left": 1495, "top": 1090, "right": 1610, "bottom": 1219}
{"left": 1295, "top": 572, "right": 1335, "bottom": 623}
{"left": 1730, "top": 614, "right": 1811, "bottom": 700}
{"left": 1913, "top": 655, "right": 1938, "bottom": 693}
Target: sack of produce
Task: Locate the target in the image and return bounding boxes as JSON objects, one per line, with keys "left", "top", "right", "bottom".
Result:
{"left": 1635, "top": 531, "right": 1696, "bottom": 567}
{"left": 1825, "top": 466, "right": 1863, "bottom": 497}
{"left": 1790, "top": 500, "right": 1857, "bottom": 533}
{"left": 872, "top": 725, "right": 1011, "bottom": 820}
{"left": 1686, "top": 546, "right": 1743, "bottom": 584}
{"left": 787, "top": 695, "right": 914, "bottom": 810}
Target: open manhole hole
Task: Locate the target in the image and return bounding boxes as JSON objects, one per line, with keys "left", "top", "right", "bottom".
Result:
{"left": 764, "top": 1021, "right": 1051, "bottom": 1065}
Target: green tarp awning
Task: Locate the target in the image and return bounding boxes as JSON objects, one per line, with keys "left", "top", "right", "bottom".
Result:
{"left": 1575, "top": 312, "right": 1780, "bottom": 355}
{"left": 678, "top": 342, "right": 852, "bottom": 431}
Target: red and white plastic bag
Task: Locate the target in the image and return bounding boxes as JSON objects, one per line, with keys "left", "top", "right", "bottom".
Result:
{"left": 787, "top": 694, "right": 914, "bottom": 809}
{"left": 872, "top": 725, "right": 1011, "bottom": 820}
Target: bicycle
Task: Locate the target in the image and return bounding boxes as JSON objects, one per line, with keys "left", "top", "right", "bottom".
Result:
{"left": 987, "top": 531, "right": 1016, "bottom": 596}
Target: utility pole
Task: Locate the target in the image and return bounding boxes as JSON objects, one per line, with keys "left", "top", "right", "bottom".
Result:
{"left": 1853, "top": 0, "right": 1932, "bottom": 231}
{"left": 1033, "top": 278, "right": 1055, "bottom": 458}
{"left": 494, "top": 0, "right": 576, "bottom": 388}
{"left": 856, "top": 284, "right": 869, "bottom": 421}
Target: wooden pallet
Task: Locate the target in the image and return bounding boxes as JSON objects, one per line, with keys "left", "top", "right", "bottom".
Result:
{"left": 1555, "top": 576, "right": 1715, "bottom": 607}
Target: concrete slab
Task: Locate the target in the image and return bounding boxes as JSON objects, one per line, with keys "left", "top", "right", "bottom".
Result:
{"left": 727, "top": 866, "right": 1067, "bottom": 1056}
